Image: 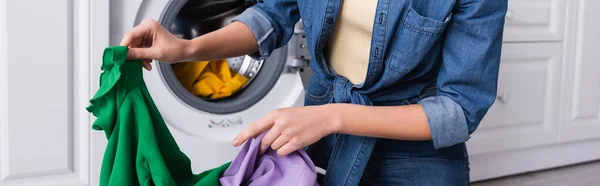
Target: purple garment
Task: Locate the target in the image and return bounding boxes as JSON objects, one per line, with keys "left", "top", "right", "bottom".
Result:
{"left": 219, "top": 131, "right": 319, "bottom": 186}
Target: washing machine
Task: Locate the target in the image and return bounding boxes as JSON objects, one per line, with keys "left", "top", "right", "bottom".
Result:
{"left": 110, "top": 0, "right": 312, "bottom": 173}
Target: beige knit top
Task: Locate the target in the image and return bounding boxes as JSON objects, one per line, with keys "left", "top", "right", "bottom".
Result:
{"left": 326, "top": 0, "right": 378, "bottom": 84}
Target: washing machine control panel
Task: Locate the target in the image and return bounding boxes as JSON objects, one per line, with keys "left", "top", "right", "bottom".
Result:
{"left": 208, "top": 117, "right": 244, "bottom": 128}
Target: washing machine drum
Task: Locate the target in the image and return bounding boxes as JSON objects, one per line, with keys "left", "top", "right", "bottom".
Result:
{"left": 162, "top": 0, "right": 285, "bottom": 114}
{"left": 137, "top": 0, "right": 307, "bottom": 142}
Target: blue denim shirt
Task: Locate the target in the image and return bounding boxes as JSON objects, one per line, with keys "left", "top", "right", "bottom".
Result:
{"left": 234, "top": 0, "right": 507, "bottom": 185}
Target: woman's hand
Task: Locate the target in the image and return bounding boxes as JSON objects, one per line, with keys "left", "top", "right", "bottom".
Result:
{"left": 232, "top": 105, "right": 341, "bottom": 156}
{"left": 120, "top": 19, "right": 193, "bottom": 70}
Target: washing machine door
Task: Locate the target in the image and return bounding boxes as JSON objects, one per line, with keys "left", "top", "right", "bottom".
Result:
{"left": 115, "top": 0, "right": 310, "bottom": 173}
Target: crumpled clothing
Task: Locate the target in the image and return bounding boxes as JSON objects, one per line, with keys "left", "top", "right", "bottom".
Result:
{"left": 87, "top": 46, "right": 230, "bottom": 186}
{"left": 172, "top": 60, "right": 248, "bottom": 99}
{"left": 219, "top": 131, "right": 319, "bottom": 186}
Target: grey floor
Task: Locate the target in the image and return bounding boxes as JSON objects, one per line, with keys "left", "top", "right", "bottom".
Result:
{"left": 471, "top": 160, "right": 600, "bottom": 186}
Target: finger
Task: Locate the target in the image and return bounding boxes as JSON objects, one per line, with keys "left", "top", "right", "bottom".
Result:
{"left": 120, "top": 20, "right": 153, "bottom": 46}
{"left": 233, "top": 112, "right": 277, "bottom": 147}
{"left": 276, "top": 141, "right": 299, "bottom": 156}
{"left": 143, "top": 59, "right": 152, "bottom": 64}
{"left": 259, "top": 128, "right": 281, "bottom": 154}
{"left": 128, "top": 47, "right": 159, "bottom": 60}
{"left": 270, "top": 133, "right": 290, "bottom": 152}
{"left": 142, "top": 61, "right": 152, "bottom": 71}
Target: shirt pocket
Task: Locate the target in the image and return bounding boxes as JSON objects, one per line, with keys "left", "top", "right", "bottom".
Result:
{"left": 388, "top": 8, "right": 452, "bottom": 73}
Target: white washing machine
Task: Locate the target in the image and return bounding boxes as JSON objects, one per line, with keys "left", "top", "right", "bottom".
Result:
{"left": 110, "top": 0, "right": 312, "bottom": 173}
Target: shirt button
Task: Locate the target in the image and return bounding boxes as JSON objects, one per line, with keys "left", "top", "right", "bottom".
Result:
{"left": 326, "top": 18, "right": 334, "bottom": 25}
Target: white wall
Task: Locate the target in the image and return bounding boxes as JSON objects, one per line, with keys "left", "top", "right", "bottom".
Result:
{"left": 0, "top": 0, "right": 108, "bottom": 185}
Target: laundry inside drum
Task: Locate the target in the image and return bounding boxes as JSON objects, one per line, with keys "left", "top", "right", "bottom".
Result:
{"left": 171, "top": 58, "right": 263, "bottom": 100}
{"left": 167, "top": 0, "right": 264, "bottom": 101}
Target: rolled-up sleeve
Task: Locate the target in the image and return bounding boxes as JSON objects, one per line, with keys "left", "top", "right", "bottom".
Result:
{"left": 232, "top": 1, "right": 300, "bottom": 60}
{"left": 419, "top": 0, "right": 508, "bottom": 149}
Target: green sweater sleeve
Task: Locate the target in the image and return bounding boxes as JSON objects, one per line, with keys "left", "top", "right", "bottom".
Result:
{"left": 87, "top": 46, "right": 229, "bottom": 186}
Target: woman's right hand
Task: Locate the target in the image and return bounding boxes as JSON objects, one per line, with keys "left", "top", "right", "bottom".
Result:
{"left": 120, "top": 19, "right": 193, "bottom": 71}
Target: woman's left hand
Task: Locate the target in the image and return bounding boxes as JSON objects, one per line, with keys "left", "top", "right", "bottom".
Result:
{"left": 232, "top": 105, "right": 341, "bottom": 156}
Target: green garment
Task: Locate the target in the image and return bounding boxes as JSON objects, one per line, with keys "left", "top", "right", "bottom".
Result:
{"left": 87, "top": 46, "right": 230, "bottom": 186}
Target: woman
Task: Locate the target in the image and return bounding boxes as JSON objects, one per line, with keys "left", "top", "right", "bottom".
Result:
{"left": 121, "top": 0, "right": 508, "bottom": 185}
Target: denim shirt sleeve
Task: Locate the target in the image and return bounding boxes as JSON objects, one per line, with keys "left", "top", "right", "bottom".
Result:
{"left": 418, "top": 0, "right": 508, "bottom": 149}
{"left": 231, "top": 1, "right": 300, "bottom": 60}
